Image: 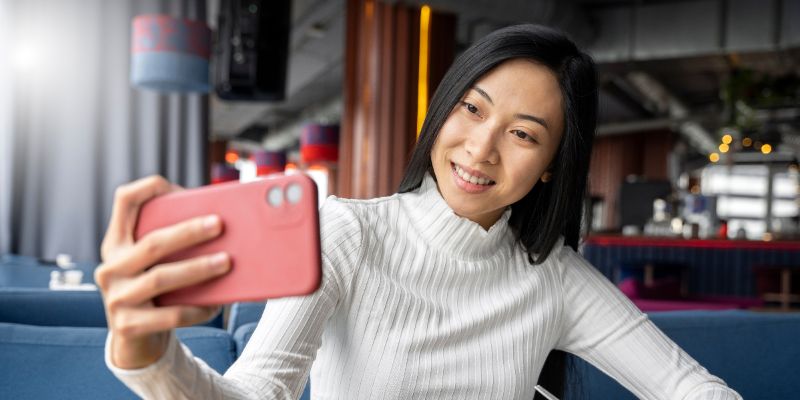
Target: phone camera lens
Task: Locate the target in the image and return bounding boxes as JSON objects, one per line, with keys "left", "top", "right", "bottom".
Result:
{"left": 267, "top": 187, "right": 283, "bottom": 207}
{"left": 286, "top": 183, "right": 302, "bottom": 204}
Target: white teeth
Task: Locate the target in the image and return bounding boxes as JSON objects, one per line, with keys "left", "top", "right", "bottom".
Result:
{"left": 453, "top": 164, "right": 494, "bottom": 186}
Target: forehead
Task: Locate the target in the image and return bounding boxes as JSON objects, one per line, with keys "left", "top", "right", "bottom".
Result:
{"left": 472, "top": 59, "right": 562, "bottom": 106}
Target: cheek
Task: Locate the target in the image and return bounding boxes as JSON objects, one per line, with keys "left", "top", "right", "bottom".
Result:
{"left": 502, "top": 152, "right": 551, "bottom": 197}
{"left": 431, "top": 119, "right": 461, "bottom": 159}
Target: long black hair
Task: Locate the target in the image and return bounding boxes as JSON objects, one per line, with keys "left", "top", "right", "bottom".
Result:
{"left": 397, "top": 24, "right": 598, "bottom": 399}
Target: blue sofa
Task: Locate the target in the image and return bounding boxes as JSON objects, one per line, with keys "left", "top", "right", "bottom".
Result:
{"left": 0, "top": 299, "right": 311, "bottom": 400}
{"left": 567, "top": 310, "right": 800, "bottom": 399}
{"left": 230, "top": 306, "right": 800, "bottom": 400}
{"left": 0, "top": 287, "right": 223, "bottom": 328}
{"left": 0, "top": 323, "right": 235, "bottom": 399}
{"left": 1, "top": 296, "right": 797, "bottom": 398}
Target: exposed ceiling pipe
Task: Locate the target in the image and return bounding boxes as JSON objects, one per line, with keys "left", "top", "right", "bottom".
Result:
{"left": 626, "top": 71, "right": 718, "bottom": 154}
{"left": 403, "top": 0, "right": 595, "bottom": 45}
{"left": 596, "top": 118, "right": 674, "bottom": 137}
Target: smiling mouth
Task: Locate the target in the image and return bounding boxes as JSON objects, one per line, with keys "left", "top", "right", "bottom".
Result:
{"left": 451, "top": 162, "right": 496, "bottom": 186}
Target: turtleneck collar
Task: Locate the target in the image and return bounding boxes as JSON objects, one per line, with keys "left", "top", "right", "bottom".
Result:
{"left": 400, "top": 173, "right": 514, "bottom": 260}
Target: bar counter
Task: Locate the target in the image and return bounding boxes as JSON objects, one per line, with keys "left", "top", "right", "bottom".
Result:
{"left": 582, "top": 235, "right": 800, "bottom": 297}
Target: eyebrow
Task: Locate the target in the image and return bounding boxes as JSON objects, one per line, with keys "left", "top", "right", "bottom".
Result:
{"left": 471, "top": 85, "right": 550, "bottom": 130}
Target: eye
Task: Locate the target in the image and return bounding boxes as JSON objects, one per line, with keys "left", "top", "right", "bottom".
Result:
{"left": 511, "top": 129, "right": 537, "bottom": 143}
{"left": 461, "top": 101, "right": 480, "bottom": 115}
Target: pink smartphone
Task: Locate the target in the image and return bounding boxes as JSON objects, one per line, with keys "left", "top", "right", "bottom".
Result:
{"left": 134, "top": 173, "right": 321, "bottom": 306}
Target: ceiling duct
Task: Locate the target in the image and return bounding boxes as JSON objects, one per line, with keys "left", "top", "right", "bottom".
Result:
{"left": 587, "top": 0, "right": 800, "bottom": 63}
{"left": 627, "top": 71, "right": 718, "bottom": 154}
{"left": 405, "top": 0, "right": 595, "bottom": 45}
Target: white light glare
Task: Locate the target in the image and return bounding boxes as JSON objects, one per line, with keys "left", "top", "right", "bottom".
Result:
{"left": 12, "top": 43, "right": 39, "bottom": 70}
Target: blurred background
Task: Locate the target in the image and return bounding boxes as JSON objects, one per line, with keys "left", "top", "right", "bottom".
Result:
{"left": 1, "top": 0, "right": 799, "bottom": 307}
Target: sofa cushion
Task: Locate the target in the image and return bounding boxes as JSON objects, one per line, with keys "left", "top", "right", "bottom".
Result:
{"left": 0, "top": 288, "right": 107, "bottom": 327}
{"left": 0, "top": 323, "right": 235, "bottom": 399}
{"left": 0, "top": 288, "right": 223, "bottom": 328}
{"left": 570, "top": 310, "right": 800, "bottom": 399}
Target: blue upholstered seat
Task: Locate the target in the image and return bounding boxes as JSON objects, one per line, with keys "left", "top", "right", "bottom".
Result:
{"left": 0, "top": 323, "right": 235, "bottom": 399}
{"left": 570, "top": 310, "right": 800, "bottom": 399}
{"left": 0, "top": 288, "right": 224, "bottom": 329}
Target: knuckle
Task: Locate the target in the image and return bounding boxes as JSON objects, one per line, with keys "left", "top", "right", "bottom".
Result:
{"left": 94, "top": 266, "right": 110, "bottom": 289}
{"left": 144, "top": 175, "right": 169, "bottom": 190}
{"left": 140, "top": 236, "right": 163, "bottom": 258}
{"left": 105, "top": 294, "right": 125, "bottom": 313}
{"left": 113, "top": 184, "right": 132, "bottom": 205}
{"left": 146, "top": 269, "right": 166, "bottom": 292}
{"left": 112, "top": 313, "right": 136, "bottom": 338}
{"left": 115, "top": 322, "right": 137, "bottom": 339}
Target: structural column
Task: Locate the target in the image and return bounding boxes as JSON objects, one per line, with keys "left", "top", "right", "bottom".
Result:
{"left": 338, "top": 0, "right": 455, "bottom": 199}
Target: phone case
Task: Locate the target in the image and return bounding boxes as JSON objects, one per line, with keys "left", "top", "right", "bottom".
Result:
{"left": 134, "top": 173, "right": 321, "bottom": 306}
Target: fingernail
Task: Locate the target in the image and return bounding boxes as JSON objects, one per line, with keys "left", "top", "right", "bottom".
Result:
{"left": 209, "top": 252, "right": 229, "bottom": 270}
{"left": 203, "top": 215, "right": 220, "bottom": 231}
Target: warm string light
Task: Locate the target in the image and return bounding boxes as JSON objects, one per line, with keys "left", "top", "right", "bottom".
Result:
{"left": 416, "top": 5, "right": 431, "bottom": 139}
{"left": 714, "top": 132, "right": 775, "bottom": 158}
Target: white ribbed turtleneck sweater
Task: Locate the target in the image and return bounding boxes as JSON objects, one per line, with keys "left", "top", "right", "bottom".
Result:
{"left": 107, "top": 175, "right": 741, "bottom": 399}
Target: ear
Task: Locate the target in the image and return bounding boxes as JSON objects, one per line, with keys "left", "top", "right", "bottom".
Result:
{"left": 540, "top": 171, "right": 553, "bottom": 183}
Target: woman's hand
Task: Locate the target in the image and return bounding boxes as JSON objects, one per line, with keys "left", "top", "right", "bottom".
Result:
{"left": 95, "top": 175, "right": 231, "bottom": 369}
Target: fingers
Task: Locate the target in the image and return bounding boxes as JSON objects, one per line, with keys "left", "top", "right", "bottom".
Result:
{"left": 112, "top": 305, "right": 222, "bottom": 339}
{"left": 103, "top": 175, "right": 175, "bottom": 260}
{"left": 104, "top": 213, "right": 223, "bottom": 278}
{"left": 111, "top": 252, "right": 230, "bottom": 306}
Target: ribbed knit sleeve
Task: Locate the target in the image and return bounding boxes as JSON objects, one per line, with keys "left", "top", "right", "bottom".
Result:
{"left": 554, "top": 244, "right": 742, "bottom": 400}
{"left": 105, "top": 197, "right": 363, "bottom": 399}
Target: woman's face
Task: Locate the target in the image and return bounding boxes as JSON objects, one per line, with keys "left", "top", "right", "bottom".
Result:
{"left": 430, "top": 58, "right": 564, "bottom": 229}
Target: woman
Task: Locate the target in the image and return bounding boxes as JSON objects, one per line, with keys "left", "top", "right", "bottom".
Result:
{"left": 97, "top": 24, "right": 741, "bottom": 399}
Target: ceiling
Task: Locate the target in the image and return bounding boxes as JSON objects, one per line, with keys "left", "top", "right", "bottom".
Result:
{"left": 209, "top": 0, "right": 800, "bottom": 155}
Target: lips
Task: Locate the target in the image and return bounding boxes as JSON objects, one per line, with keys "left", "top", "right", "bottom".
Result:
{"left": 451, "top": 162, "right": 496, "bottom": 186}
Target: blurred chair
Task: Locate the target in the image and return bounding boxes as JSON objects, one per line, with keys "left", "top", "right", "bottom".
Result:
{"left": 227, "top": 301, "right": 266, "bottom": 334}
{"left": 616, "top": 261, "right": 763, "bottom": 311}
{"left": 753, "top": 265, "right": 800, "bottom": 310}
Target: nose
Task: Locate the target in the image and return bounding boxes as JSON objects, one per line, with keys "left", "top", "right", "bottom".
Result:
{"left": 464, "top": 125, "right": 500, "bottom": 165}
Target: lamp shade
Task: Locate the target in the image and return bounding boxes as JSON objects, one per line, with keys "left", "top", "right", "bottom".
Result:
{"left": 301, "top": 124, "right": 339, "bottom": 164}
{"left": 211, "top": 163, "right": 239, "bottom": 184}
{"left": 131, "top": 14, "right": 211, "bottom": 93}
{"left": 252, "top": 151, "right": 287, "bottom": 176}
